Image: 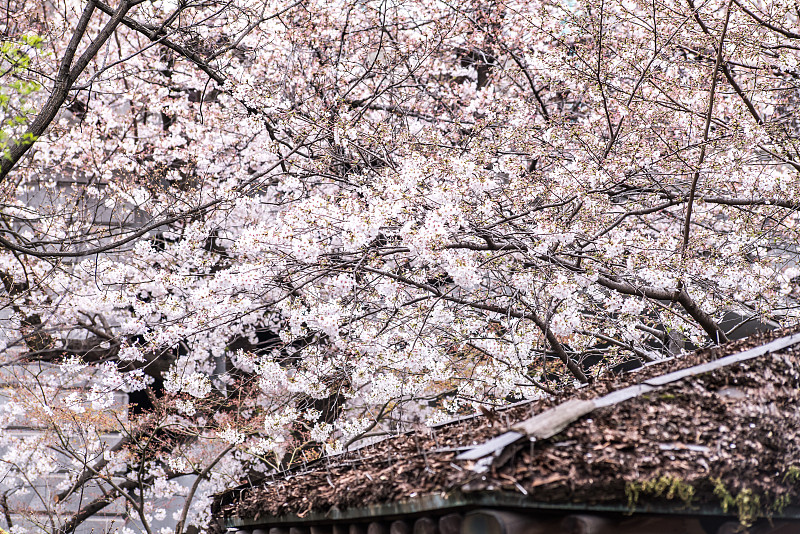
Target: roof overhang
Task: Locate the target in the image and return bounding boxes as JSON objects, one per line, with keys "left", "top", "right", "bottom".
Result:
{"left": 225, "top": 490, "right": 800, "bottom": 530}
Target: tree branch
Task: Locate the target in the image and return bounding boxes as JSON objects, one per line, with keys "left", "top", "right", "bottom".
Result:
{"left": 0, "top": 0, "right": 131, "bottom": 181}
{"left": 94, "top": 0, "right": 225, "bottom": 85}
{"left": 681, "top": 0, "right": 734, "bottom": 258}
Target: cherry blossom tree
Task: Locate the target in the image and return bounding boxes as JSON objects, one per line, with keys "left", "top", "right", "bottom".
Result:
{"left": 0, "top": 0, "right": 799, "bottom": 531}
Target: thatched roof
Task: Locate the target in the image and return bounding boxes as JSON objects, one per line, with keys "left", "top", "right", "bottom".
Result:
{"left": 217, "top": 327, "right": 800, "bottom": 532}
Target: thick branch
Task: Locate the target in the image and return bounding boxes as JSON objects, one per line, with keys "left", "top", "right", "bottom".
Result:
{"left": 597, "top": 275, "right": 728, "bottom": 343}
{"left": 56, "top": 436, "right": 132, "bottom": 503}
{"left": 94, "top": 0, "right": 225, "bottom": 84}
{"left": 702, "top": 196, "right": 800, "bottom": 209}
{"left": 684, "top": 3, "right": 764, "bottom": 124}
{"left": 0, "top": 0, "right": 131, "bottom": 181}
{"left": 56, "top": 479, "right": 137, "bottom": 534}
{"left": 732, "top": 0, "right": 800, "bottom": 39}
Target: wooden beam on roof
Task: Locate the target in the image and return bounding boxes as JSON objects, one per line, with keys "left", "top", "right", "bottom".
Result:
{"left": 511, "top": 399, "right": 596, "bottom": 440}
{"left": 456, "top": 332, "right": 800, "bottom": 461}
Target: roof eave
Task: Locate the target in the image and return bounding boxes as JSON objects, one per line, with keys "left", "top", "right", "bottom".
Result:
{"left": 224, "top": 490, "right": 800, "bottom": 529}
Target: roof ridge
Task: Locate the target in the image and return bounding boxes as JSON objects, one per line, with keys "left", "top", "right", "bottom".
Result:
{"left": 456, "top": 332, "right": 800, "bottom": 461}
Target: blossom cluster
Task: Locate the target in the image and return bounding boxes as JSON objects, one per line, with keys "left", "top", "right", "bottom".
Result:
{"left": 1, "top": 0, "right": 799, "bottom": 531}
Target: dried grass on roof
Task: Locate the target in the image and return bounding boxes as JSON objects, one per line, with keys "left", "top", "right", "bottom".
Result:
{"left": 218, "top": 326, "right": 800, "bottom": 522}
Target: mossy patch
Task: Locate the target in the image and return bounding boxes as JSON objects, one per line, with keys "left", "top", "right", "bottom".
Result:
{"left": 712, "top": 478, "right": 761, "bottom": 527}
{"left": 626, "top": 475, "right": 696, "bottom": 512}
